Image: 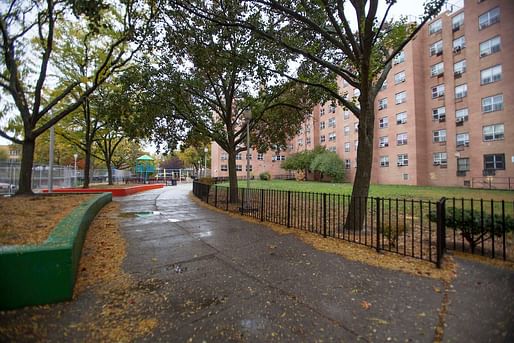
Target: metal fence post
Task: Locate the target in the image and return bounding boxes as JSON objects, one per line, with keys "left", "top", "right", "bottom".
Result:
{"left": 214, "top": 185, "right": 218, "bottom": 208}
{"left": 260, "top": 189, "right": 265, "bottom": 221}
{"left": 376, "top": 197, "right": 381, "bottom": 252}
{"left": 323, "top": 193, "right": 327, "bottom": 238}
{"left": 240, "top": 188, "right": 245, "bottom": 214}
{"left": 287, "top": 191, "right": 291, "bottom": 228}
{"left": 436, "top": 197, "right": 446, "bottom": 268}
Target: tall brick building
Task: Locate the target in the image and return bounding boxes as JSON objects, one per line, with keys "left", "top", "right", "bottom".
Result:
{"left": 211, "top": 0, "right": 514, "bottom": 188}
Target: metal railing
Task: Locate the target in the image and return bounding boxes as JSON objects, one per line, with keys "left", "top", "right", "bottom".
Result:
{"left": 193, "top": 182, "right": 514, "bottom": 266}
{"left": 471, "top": 177, "right": 513, "bottom": 190}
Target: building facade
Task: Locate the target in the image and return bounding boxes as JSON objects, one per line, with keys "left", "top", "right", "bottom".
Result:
{"left": 211, "top": 0, "right": 514, "bottom": 188}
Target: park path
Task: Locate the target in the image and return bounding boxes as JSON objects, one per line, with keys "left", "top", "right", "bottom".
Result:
{"left": 1, "top": 184, "right": 512, "bottom": 342}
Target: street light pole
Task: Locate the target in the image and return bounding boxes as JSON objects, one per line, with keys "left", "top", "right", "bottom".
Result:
{"left": 73, "top": 153, "right": 78, "bottom": 187}
{"left": 244, "top": 110, "right": 252, "bottom": 191}
{"left": 204, "top": 147, "right": 209, "bottom": 178}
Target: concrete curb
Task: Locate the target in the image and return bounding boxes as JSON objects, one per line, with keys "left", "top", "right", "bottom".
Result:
{"left": 0, "top": 192, "right": 112, "bottom": 310}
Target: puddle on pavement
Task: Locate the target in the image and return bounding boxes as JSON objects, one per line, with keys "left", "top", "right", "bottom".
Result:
{"left": 119, "top": 211, "right": 162, "bottom": 218}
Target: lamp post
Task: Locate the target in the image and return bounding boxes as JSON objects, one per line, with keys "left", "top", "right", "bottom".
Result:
{"left": 243, "top": 109, "right": 252, "bottom": 191}
{"left": 204, "top": 147, "right": 209, "bottom": 178}
{"left": 73, "top": 153, "right": 78, "bottom": 187}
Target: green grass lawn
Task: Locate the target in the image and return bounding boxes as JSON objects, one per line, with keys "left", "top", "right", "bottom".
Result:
{"left": 223, "top": 180, "right": 514, "bottom": 202}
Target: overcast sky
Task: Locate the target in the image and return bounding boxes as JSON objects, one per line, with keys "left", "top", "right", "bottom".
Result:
{"left": 1, "top": 0, "right": 463, "bottom": 148}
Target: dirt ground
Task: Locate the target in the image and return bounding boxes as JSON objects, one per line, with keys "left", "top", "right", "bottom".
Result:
{"left": 0, "top": 194, "right": 93, "bottom": 245}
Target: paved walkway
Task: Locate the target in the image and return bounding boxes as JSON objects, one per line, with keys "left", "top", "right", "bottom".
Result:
{"left": 1, "top": 184, "right": 513, "bottom": 342}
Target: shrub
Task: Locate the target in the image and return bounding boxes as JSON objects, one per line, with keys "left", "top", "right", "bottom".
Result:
{"left": 429, "top": 207, "right": 514, "bottom": 250}
{"left": 309, "top": 151, "right": 345, "bottom": 182}
{"left": 259, "top": 171, "right": 271, "bottom": 181}
{"left": 382, "top": 222, "right": 407, "bottom": 248}
{"left": 281, "top": 146, "right": 326, "bottom": 172}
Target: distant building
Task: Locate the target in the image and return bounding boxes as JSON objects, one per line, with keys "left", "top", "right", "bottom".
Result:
{"left": 0, "top": 144, "right": 21, "bottom": 164}
{"left": 211, "top": 0, "right": 514, "bottom": 188}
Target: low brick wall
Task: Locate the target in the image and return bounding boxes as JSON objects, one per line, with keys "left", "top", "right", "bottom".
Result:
{"left": 0, "top": 193, "right": 112, "bottom": 310}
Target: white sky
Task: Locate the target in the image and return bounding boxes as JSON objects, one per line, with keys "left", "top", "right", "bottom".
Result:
{"left": 1, "top": 0, "right": 462, "bottom": 148}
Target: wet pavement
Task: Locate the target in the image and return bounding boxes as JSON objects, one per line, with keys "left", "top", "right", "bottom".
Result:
{"left": 1, "top": 184, "right": 513, "bottom": 342}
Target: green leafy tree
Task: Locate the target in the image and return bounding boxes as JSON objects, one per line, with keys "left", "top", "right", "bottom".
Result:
{"left": 310, "top": 151, "right": 345, "bottom": 183}
{"left": 0, "top": 0, "right": 158, "bottom": 194}
{"left": 141, "top": 0, "right": 318, "bottom": 202}
{"left": 282, "top": 146, "right": 325, "bottom": 174}
{"left": 182, "top": 0, "right": 445, "bottom": 227}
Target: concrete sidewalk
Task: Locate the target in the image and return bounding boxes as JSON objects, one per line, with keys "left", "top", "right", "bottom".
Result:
{"left": 1, "top": 184, "right": 512, "bottom": 342}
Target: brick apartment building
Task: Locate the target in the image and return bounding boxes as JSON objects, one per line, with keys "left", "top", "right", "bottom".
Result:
{"left": 211, "top": 0, "right": 514, "bottom": 188}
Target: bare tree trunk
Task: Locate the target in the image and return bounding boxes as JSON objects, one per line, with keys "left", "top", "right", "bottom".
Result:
{"left": 345, "top": 103, "right": 375, "bottom": 231}
{"left": 16, "top": 137, "right": 36, "bottom": 195}
{"left": 107, "top": 160, "right": 113, "bottom": 185}
{"left": 228, "top": 149, "right": 238, "bottom": 203}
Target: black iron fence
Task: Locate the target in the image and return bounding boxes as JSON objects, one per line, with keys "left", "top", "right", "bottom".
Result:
{"left": 192, "top": 182, "right": 514, "bottom": 266}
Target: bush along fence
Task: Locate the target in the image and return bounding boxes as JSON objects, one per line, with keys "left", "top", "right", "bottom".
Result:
{"left": 192, "top": 182, "right": 514, "bottom": 267}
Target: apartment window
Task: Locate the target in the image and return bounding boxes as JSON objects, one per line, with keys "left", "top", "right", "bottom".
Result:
{"left": 455, "top": 84, "right": 467, "bottom": 99}
{"left": 452, "top": 36, "right": 466, "bottom": 52}
{"left": 431, "top": 62, "right": 444, "bottom": 77}
{"left": 320, "top": 135, "right": 326, "bottom": 143}
{"left": 483, "top": 124, "right": 504, "bottom": 141}
{"left": 457, "top": 158, "right": 470, "bottom": 172}
{"left": 452, "top": 12, "right": 464, "bottom": 30}
{"left": 297, "top": 138, "right": 303, "bottom": 146}
{"left": 429, "top": 19, "right": 442, "bottom": 34}
{"left": 433, "top": 129, "right": 447, "bottom": 143}
{"left": 394, "top": 71, "right": 406, "bottom": 84}
{"left": 328, "top": 117, "right": 336, "bottom": 128}
{"left": 397, "top": 154, "right": 409, "bottom": 167}
{"left": 236, "top": 165, "right": 242, "bottom": 171}
{"left": 246, "top": 153, "right": 252, "bottom": 160}
{"left": 480, "top": 36, "right": 501, "bottom": 57}
{"left": 456, "top": 132, "right": 470, "bottom": 146}
{"left": 479, "top": 7, "right": 500, "bottom": 30}
{"left": 344, "top": 126, "right": 350, "bottom": 136}
{"left": 380, "top": 80, "right": 388, "bottom": 91}
{"left": 432, "top": 106, "right": 446, "bottom": 121}
{"left": 221, "top": 164, "right": 228, "bottom": 171}
{"left": 345, "top": 159, "right": 351, "bottom": 169}
{"left": 395, "top": 91, "right": 407, "bottom": 105}
{"left": 306, "top": 137, "right": 311, "bottom": 145}
{"left": 328, "top": 132, "right": 336, "bottom": 142}
{"left": 343, "top": 110, "right": 350, "bottom": 119}
{"left": 344, "top": 142, "right": 350, "bottom": 152}
{"left": 354, "top": 140, "right": 358, "bottom": 151}
{"left": 454, "top": 60, "right": 466, "bottom": 76}
{"left": 379, "top": 116, "right": 388, "bottom": 128}
{"left": 480, "top": 65, "right": 502, "bottom": 85}
{"left": 378, "top": 98, "right": 388, "bottom": 110}
{"left": 433, "top": 152, "right": 448, "bottom": 165}
{"left": 354, "top": 122, "right": 359, "bottom": 132}
{"left": 396, "top": 112, "right": 407, "bottom": 125}
{"left": 246, "top": 165, "right": 253, "bottom": 172}
{"left": 257, "top": 153, "right": 264, "bottom": 161}
{"left": 393, "top": 51, "right": 405, "bottom": 65}
{"left": 455, "top": 108, "right": 469, "bottom": 122}
{"left": 379, "top": 136, "right": 389, "bottom": 148}
{"left": 320, "top": 108, "right": 325, "bottom": 116}
{"left": 402, "top": 173, "right": 409, "bottom": 180}
{"left": 329, "top": 103, "right": 336, "bottom": 113}
{"left": 430, "top": 40, "right": 443, "bottom": 56}
{"left": 328, "top": 146, "right": 337, "bottom": 152}
{"left": 236, "top": 153, "right": 242, "bottom": 160}
{"left": 320, "top": 121, "right": 325, "bottom": 129}
{"left": 482, "top": 94, "right": 503, "bottom": 113}
{"left": 396, "top": 133, "right": 408, "bottom": 146}
{"left": 432, "top": 84, "right": 445, "bottom": 98}
{"left": 484, "top": 154, "right": 504, "bottom": 170}
{"left": 380, "top": 156, "right": 389, "bottom": 167}
{"left": 220, "top": 152, "right": 228, "bottom": 160}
